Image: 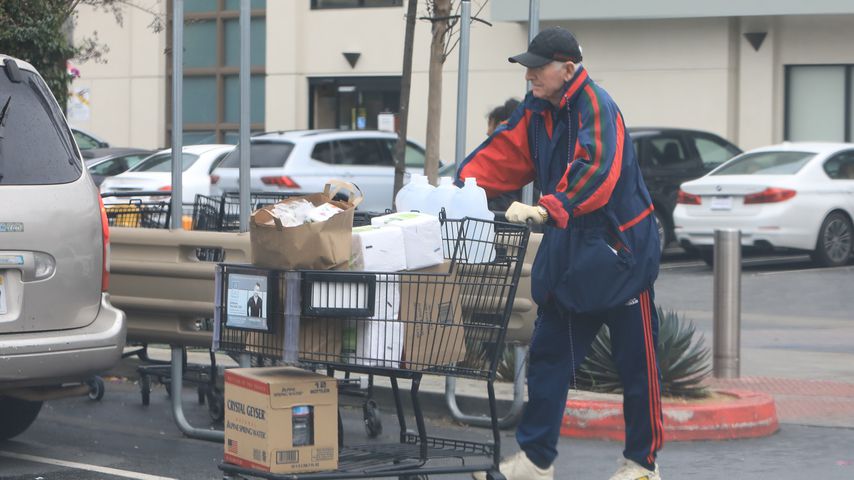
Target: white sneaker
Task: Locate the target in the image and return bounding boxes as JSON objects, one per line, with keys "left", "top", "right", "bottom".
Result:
{"left": 472, "top": 451, "right": 554, "bottom": 480}
{"left": 608, "top": 458, "right": 661, "bottom": 480}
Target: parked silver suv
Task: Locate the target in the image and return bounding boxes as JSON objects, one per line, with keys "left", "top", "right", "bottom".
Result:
{"left": 0, "top": 55, "right": 126, "bottom": 440}
{"left": 211, "top": 130, "right": 443, "bottom": 212}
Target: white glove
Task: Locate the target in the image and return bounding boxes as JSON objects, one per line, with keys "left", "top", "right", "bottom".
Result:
{"left": 505, "top": 201, "right": 548, "bottom": 225}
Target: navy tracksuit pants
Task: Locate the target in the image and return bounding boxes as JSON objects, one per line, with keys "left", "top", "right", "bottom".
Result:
{"left": 517, "top": 289, "right": 664, "bottom": 471}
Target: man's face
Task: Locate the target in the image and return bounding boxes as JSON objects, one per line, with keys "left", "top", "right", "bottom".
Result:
{"left": 253, "top": 285, "right": 261, "bottom": 297}
{"left": 525, "top": 61, "right": 575, "bottom": 104}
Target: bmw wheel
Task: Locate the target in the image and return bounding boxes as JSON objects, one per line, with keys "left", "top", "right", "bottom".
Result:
{"left": 811, "top": 212, "right": 853, "bottom": 267}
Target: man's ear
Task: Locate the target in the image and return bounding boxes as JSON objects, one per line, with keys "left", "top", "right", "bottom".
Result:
{"left": 564, "top": 62, "right": 576, "bottom": 81}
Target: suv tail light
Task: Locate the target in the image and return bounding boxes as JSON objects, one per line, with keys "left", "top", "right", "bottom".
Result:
{"left": 261, "top": 176, "right": 300, "bottom": 188}
{"left": 98, "top": 195, "right": 110, "bottom": 292}
{"left": 744, "top": 187, "right": 797, "bottom": 204}
{"left": 210, "top": 174, "right": 220, "bottom": 185}
{"left": 158, "top": 185, "right": 172, "bottom": 191}
{"left": 677, "top": 189, "right": 702, "bottom": 205}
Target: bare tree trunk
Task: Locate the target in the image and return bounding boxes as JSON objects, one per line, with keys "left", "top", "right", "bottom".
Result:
{"left": 424, "top": 0, "right": 451, "bottom": 185}
{"left": 392, "top": 0, "right": 418, "bottom": 208}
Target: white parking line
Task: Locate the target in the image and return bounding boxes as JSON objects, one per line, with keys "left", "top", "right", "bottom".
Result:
{"left": 755, "top": 265, "right": 854, "bottom": 276}
{"left": 0, "top": 450, "right": 177, "bottom": 480}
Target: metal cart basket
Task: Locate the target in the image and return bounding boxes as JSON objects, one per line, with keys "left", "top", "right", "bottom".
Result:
{"left": 213, "top": 216, "right": 530, "bottom": 479}
{"left": 101, "top": 192, "right": 172, "bottom": 229}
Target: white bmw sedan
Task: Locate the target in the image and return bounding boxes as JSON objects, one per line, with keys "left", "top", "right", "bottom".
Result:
{"left": 673, "top": 142, "right": 854, "bottom": 267}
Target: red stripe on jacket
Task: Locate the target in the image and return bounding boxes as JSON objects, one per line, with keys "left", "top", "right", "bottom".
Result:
{"left": 573, "top": 111, "right": 624, "bottom": 215}
{"left": 459, "top": 110, "right": 536, "bottom": 198}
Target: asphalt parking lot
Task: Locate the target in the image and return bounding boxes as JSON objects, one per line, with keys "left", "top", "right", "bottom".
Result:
{"left": 2, "top": 251, "right": 853, "bottom": 480}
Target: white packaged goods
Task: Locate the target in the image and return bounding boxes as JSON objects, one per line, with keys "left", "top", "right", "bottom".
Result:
{"left": 350, "top": 225, "right": 407, "bottom": 272}
{"left": 269, "top": 200, "right": 343, "bottom": 226}
{"left": 355, "top": 277, "right": 402, "bottom": 367}
{"left": 370, "top": 212, "right": 444, "bottom": 270}
{"left": 309, "top": 281, "right": 371, "bottom": 311}
{"left": 306, "top": 202, "right": 344, "bottom": 223}
{"left": 271, "top": 199, "right": 314, "bottom": 227}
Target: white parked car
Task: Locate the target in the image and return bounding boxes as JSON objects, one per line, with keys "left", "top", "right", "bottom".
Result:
{"left": 211, "top": 130, "right": 443, "bottom": 212}
{"left": 674, "top": 142, "right": 854, "bottom": 267}
{"left": 100, "top": 144, "right": 234, "bottom": 205}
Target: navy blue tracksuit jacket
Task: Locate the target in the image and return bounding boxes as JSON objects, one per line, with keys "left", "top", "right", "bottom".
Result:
{"left": 457, "top": 66, "right": 664, "bottom": 469}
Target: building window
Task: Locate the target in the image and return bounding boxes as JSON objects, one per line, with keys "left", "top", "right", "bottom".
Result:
{"left": 309, "top": 77, "right": 401, "bottom": 131}
{"left": 311, "top": 0, "right": 402, "bottom": 9}
{"left": 785, "top": 65, "right": 854, "bottom": 142}
{"left": 167, "top": 0, "right": 266, "bottom": 145}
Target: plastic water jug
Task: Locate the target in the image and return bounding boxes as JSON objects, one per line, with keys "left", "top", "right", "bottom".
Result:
{"left": 395, "top": 174, "right": 435, "bottom": 213}
{"left": 446, "top": 177, "right": 496, "bottom": 263}
{"left": 423, "top": 177, "right": 460, "bottom": 217}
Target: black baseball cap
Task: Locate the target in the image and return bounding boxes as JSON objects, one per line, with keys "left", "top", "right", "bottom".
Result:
{"left": 509, "top": 27, "right": 583, "bottom": 68}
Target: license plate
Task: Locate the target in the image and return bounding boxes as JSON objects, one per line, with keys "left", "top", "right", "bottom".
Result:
{"left": 0, "top": 275, "right": 7, "bottom": 315}
{"left": 710, "top": 196, "right": 733, "bottom": 211}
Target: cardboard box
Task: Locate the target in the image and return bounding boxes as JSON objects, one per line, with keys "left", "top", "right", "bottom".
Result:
{"left": 224, "top": 367, "right": 338, "bottom": 475}
{"left": 370, "top": 212, "right": 444, "bottom": 270}
{"left": 350, "top": 225, "right": 407, "bottom": 272}
{"left": 399, "top": 262, "right": 467, "bottom": 370}
{"left": 243, "top": 317, "right": 343, "bottom": 363}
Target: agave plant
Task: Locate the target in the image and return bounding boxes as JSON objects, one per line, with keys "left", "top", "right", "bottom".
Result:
{"left": 574, "top": 307, "right": 712, "bottom": 399}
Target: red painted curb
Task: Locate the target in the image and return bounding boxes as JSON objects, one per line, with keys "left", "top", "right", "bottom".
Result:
{"left": 561, "top": 389, "right": 778, "bottom": 441}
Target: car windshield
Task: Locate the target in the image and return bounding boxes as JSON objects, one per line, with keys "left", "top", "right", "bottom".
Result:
{"left": 711, "top": 151, "right": 815, "bottom": 176}
{"left": 219, "top": 141, "right": 295, "bottom": 168}
{"left": 0, "top": 63, "right": 81, "bottom": 185}
{"left": 130, "top": 152, "right": 200, "bottom": 172}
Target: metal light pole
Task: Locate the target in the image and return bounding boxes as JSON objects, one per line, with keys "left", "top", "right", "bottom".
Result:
{"left": 170, "top": 0, "right": 184, "bottom": 229}
{"left": 238, "top": 0, "right": 252, "bottom": 232}
{"left": 453, "top": 0, "right": 472, "bottom": 171}
{"left": 713, "top": 229, "right": 742, "bottom": 378}
{"left": 522, "top": 0, "right": 540, "bottom": 205}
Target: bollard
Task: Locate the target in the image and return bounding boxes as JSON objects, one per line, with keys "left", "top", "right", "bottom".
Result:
{"left": 713, "top": 229, "right": 741, "bottom": 378}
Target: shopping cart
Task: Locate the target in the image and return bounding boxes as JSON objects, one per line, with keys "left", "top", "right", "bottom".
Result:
{"left": 213, "top": 215, "right": 530, "bottom": 479}
{"left": 191, "top": 193, "right": 297, "bottom": 232}
{"left": 192, "top": 192, "right": 386, "bottom": 232}
{"left": 101, "top": 191, "right": 172, "bottom": 229}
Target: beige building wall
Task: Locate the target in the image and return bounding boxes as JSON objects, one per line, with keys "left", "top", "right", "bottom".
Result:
{"left": 72, "top": 2, "right": 167, "bottom": 149}
{"left": 71, "top": 4, "right": 854, "bottom": 160}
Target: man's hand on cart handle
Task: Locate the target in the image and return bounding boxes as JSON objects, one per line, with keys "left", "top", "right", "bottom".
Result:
{"left": 506, "top": 201, "right": 548, "bottom": 225}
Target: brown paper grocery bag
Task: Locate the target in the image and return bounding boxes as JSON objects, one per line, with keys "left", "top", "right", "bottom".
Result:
{"left": 250, "top": 180, "right": 362, "bottom": 270}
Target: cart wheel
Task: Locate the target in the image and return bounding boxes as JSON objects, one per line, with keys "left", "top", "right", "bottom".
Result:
{"left": 198, "top": 385, "right": 207, "bottom": 405}
{"left": 363, "top": 399, "right": 383, "bottom": 438}
{"left": 87, "top": 377, "right": 105, "bottom": 401}
{"left": 140, "top": 375, "right": 151, "bottom": 406}
{"left": 207, "top": 389, "right": 225, "bottom": 422}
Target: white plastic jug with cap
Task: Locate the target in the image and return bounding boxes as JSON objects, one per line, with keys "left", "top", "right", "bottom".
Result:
{"left": 395, "top": 174, "right": 435, "bottom": 213}
{"left": 446, "top": 177, "right": 495, "bottom": 263}
{"left": 423, "top": 176, "right": 460, "bottom": 217}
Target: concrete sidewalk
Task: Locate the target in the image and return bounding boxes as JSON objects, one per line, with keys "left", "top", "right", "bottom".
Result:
{"left": 114, "top": 345, "right": 854, "bottom": 430}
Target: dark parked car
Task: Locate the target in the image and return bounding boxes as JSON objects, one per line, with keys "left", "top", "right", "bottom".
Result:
{"left": 628, "top": 127, "right": 742, "bottom": 252}
{"left": 84, "top": 148, "right": 154, "bottom": 186}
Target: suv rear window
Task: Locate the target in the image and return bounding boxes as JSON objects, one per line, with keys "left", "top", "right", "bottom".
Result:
{"left": 220, "top": 141, "right": 294, "bottom": 168}
{"left": 0, "top": 62, "right": 82, "bottom": 185}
